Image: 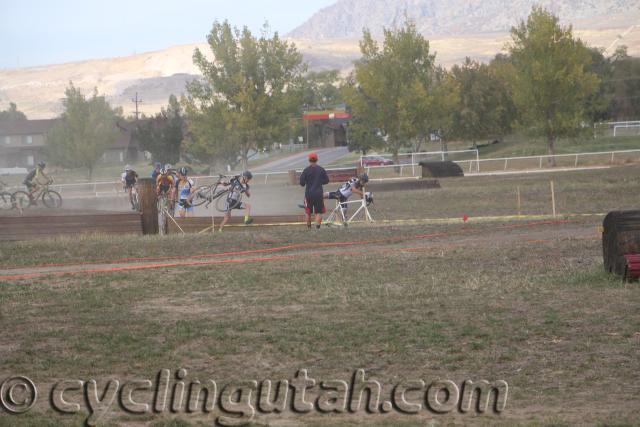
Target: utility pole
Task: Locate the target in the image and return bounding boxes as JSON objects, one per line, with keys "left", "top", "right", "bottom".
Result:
{"left": 131, "top": 92, "right": 143, "bottom": 120}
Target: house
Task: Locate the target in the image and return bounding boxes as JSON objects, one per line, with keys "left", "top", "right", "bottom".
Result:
{"left": 0, "top": 119, "right": 56, "bottom": 168}
{"left": 0, "top": 118, "right": 144, "bottom": 168}
{"left": 101, "top": 121, "right": 145, "bottom": 164}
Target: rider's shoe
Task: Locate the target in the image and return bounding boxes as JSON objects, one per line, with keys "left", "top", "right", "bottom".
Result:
{"left": 244, "top": 217, "right": 254, "bottom": 225}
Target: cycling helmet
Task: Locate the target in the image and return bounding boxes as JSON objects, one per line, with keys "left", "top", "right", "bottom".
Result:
{"left": 37, "top": 161, "right": 46, "bottom": 168}
{"left": 164, "top": 163, "right": 173, "bottom": 171}
{"left": 242, "top": 170, "right": 253, "bottom": 180}
{"left": 160, "top": 167, "right": 167, "bottom": 175}
{"left": 179, "top": 166, "right": 188, "bottom": 175}
{"left": 124, "top": 164, "right": 131, "bottom": 172}
{"left": 359, "top": 173, "right": 369, "bottom": 184}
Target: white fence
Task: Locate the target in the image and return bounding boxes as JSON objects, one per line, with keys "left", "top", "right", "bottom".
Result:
{"left": 594, "top": 120, "right": 640, "bottom": 137}
{"left": 6, "top": 148, "right": 640, "bottom": 199}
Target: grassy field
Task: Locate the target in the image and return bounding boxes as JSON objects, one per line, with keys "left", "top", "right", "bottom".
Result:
{"left": 1, "top": 165, "right": 640, "bottom": 426}
{"left": 1, "top": 220, "right": 639, "bottom": 425}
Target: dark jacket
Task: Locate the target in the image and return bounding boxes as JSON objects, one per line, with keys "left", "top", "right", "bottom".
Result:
{"left": 299, "top": 164, "right": 329, "bottom": 199}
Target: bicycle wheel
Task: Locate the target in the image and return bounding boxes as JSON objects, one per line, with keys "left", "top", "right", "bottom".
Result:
{"left": 11, "top": 191, "right": 31, "bottom": 209}
{"left": 157, "top": 196, "right": 167, "bottom": 235}
{"left": 215, "top": 191, "right": 241, "bottom": 213}
{"left": 0, "top": 192, "right": 13, "bottom": 210}
{"left": 191, "top": 185, "right": 212, "bottom": 207}
{"left": 131, "top": 189, "right": 140, "bottom": 211}
{"left": 41, "top": 190, "right": 63, "bottom": 208}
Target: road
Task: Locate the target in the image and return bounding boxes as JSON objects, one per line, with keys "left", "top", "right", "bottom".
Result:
{"left": 252, "top": 147, "right": 350, "bottom": 172}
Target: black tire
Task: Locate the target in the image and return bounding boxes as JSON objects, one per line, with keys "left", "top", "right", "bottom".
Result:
{"left": 191, "top": 185, "right": 218, "bottom": 207}
{"left": 11, "top": 191, "right": 31, "bottom": 209}
{"left": 0, "top": 192, "right": 13, "bottom": 210}
{"left": 130, "top": 187, "right": 140, "bottom": 211}
{"left": 215, "top": 191, "right": 241, "bottom": 213}
{"left": 41, "top": 190, "right": 63, "bottom": 208}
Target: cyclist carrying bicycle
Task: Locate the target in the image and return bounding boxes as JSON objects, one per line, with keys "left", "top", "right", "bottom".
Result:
{"left": 176, "top": 166, "right": 195, "bottom": 218}
{"left": 24, "top": 161, "right": 51, "bottom": 197}
{"left": 121, "top": 165, "right": 139, "bottom": 210}
{"left": 218, "top": 171, "right": 253, "bottom": 231}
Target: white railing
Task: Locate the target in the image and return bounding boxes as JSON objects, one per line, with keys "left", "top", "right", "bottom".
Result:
{"left": 456, "top": 148, "right": 640, "bottom": 173}
{"left": 12, "top": 148, "right": 640, "bottom": 199}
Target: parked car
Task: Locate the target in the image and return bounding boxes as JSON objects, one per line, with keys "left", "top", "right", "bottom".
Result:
{"left": 361, "top": 155, "right": 394, "bottom": 166}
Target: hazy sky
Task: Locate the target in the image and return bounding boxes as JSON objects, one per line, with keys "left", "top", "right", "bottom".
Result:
{"left": 0, "top": 0, "right": 336, "bottom": 69}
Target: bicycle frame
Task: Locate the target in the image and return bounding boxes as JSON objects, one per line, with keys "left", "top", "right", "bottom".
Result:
{"left": 325, "top": 196, "right": 374, "bottom": 225}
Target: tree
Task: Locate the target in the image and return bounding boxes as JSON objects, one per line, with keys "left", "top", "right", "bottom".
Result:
{"left": 184, "top": 21, "right": 307, "bottom": 168}
{"left": 349, "top": 21, "right": 438, "bottom": 164}
{"left": 0, "top": 103, "right": 27, "bottom": 122}
{"left": 608, "top": 46, "right": 640, "bottom": 120}
{"left": 449, "top": 57, "right": 515, "bottom": 145}
{"left": 133, "top": 95, "right": 184, "bottom": 164}
{"left": 46, "top": 83, "right": 121, "bottom": 179}
{"left": 508, "top": 6, "right": 600, "bottom": 165}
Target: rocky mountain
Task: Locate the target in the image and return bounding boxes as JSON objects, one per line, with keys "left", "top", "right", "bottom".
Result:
{"left": 1, "top": 0, "right": 638, "bottom": 119}
{"left": 288, "top": 0, "right": 640, "bottom": 38}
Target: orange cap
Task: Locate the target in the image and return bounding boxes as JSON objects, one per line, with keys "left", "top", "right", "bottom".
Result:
{"left": 308, "top": 152, "right": 318, "bottom": 162}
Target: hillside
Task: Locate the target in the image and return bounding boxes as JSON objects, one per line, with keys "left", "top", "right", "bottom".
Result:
{"left": 1, "top": 0, "right": 638, "bottom": 119}
{"left": 288, "top": 0, "right": 640, "bottom": 38}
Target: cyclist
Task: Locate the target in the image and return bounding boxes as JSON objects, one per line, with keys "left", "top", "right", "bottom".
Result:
{"left": 164, "top": 164, "right": 179, "bottom": 215}
{"left": 121, "top": 165, "right": 139, "bottom": 210}
{"left": 156, "top": 166, "right": 176, "bottom": 198}
{"left": 218, "top": 171, "right": 253, "bottom": 231}
{"left": 24, "top": 161, "right": 51, "bottom": 197}
{"left": 176, "top": 166, "right": 195, "bottom": 218}
{"left": 324, "top": 173, "right": 369, "bottom": 222}
{"left": 151, "top": 162, "right": 162, "bottom": 180}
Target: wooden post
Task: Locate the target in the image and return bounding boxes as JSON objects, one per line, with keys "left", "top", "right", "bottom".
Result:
{"left": 550, "top": 180, "right": 556, "bottom": 218}
{"left": 516, "top": 186, "right": 521, "bottom": 215}
{"left": 138, "top": 178, "right": 158, "bottom": 235}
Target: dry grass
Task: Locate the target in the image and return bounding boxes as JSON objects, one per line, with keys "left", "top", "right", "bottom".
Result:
{"left": 0, "top": 217, "right": 639, "bottom": 425}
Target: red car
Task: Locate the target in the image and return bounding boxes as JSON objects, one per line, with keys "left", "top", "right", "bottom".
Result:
{"left": 361, "top": 155, "right": 394, "bottom": 166}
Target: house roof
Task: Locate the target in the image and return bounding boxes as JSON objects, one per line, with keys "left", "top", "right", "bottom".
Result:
{"left": 0, "top": 119, "right": 57, "bottom": 136}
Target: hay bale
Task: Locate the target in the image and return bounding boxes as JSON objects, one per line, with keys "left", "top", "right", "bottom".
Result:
{"left": 419, "top": 161, "right": 464, "bottom": 178}
{"left": 602, "top": 210, "right": 640, "bottom": 275}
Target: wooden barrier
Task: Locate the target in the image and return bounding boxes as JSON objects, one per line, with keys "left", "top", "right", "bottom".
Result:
{"left": 367, "top": 179, "right": 440, "bottom": 192}
{"left": 419, "top": 161, "right": 464, "bottom": 178}
{"left": 0, "top": 213, "right": 143, "bottom": 241}
{"left": 289, "top": 167, "right": 363, "bottom": 185}
{"left": 602, "top": 210, "right": 640, "bottom": 276}
{"left": 138, "top": 177, "right": 158, "bottom": 235}
{"left": 168, "top": 215, "right": 306, "bottom": 234}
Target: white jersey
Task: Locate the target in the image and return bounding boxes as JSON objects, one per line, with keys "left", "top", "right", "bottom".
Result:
{"left": 338, "top": 177, "right": 360, "bottom": 198}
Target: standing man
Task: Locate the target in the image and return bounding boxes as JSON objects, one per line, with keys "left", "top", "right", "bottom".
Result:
{"left": 299, "top": 152, "right": 329, "bottom": 229}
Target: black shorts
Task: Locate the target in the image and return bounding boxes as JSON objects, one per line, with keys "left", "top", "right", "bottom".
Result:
{"left": 304, "top": 196, "right": 325, "bottom": 215}
{"left": 223, "top": 198, "right": 244, "bottom": 212}
{"left": 327, "top": 191, "right": 347, "bottom": 204}
{"left": 24, "top": 181, "right": 36, "bottom": 191}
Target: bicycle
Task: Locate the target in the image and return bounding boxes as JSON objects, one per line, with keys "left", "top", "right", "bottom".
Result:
{"left": 0, "top": 180, "right": 13, "bottom": 211}
{"left": 191, "top": 175, "right": 242, "bottom": 212}
{"left": 12, "top": 180, "right": 63, "bottom": 209}
{"left": 125, "top": 184, "right": 140, "bottom": 211}
{"left": 325, "top": 192, "right": 375, "bottom": 227}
